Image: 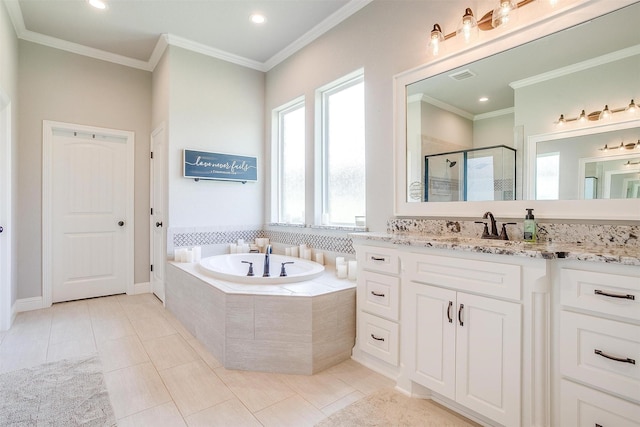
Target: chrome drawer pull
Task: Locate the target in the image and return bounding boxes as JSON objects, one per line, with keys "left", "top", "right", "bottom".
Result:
{"left": 594, "top": 289, "right": 635, "bottom": 300}
{"left": 370, "top": 291, "right": 385, "bottom": 297}
{"left": 594, "top": 349, "right": 636, "bottom": 365}
{"left": 370, "top": 256, "right": 386, "bottom": 261}
{"left": 370, "top": 334, "right": 385, "bottom": 342}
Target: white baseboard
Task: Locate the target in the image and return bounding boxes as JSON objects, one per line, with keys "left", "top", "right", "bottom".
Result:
{"left": 134, "top": 281, "right": 151, "bottom": 294}
{"left": 15, "top": 296, "right": 44, "bottom": 312}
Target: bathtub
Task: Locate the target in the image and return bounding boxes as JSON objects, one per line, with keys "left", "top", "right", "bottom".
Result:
{"left": 198, "top": 253, "right": 324, "bottom": 284}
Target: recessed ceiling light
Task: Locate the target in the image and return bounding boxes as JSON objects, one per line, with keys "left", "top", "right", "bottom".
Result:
{"left": 250, "top": 13, "right": 266, "bottom": 24}
{"left": 88, "top": 0, "right": 107, "bottom": 10}
{"left": 479, "top": 97, "right": 489, "bottom": 102}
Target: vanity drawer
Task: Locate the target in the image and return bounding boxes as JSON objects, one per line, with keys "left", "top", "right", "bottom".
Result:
{"left": 359, "top": 271, "right": 400, "bottom": 321}
{"left": 402, "top": 252, "right": 521, "bottom": 301}
{"left": 358, "top": 312, "right": 399, "bottom": 366}
{"left": 561, "top": 268, "right": 640, "bottom": 321}
{"left": 358, "top": 246, "right": 399, "bottom": 275}
{"left": 561, "top": 380, "right": 640, "bottom": 427}
{"left": 560, "top": 311, "right": 640, "bottom": 401}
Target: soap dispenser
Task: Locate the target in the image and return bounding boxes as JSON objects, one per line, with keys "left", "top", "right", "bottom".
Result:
{"left": 524, "top": 208, "right": 537, "bottom": 242}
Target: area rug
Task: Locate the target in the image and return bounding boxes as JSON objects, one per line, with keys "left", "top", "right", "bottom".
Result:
{"left": 0, "top": 355, "right": 116, "bottom": 426}
{"left": 316, "top": 388, "right": 477, "bottom": 427}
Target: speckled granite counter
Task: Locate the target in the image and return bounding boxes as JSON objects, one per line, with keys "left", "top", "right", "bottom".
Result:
{"left": 350, "top": 232, "right": 640, "bottom": 266}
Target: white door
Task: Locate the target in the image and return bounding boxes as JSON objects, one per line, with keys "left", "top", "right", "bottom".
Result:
{"left": 455, "top": 292, "right": 521, "bottom": 427}
{"left": 406, "top": 282, "right": 456, "bottom": 399}
{"left": 0, "top": 93, "right": 12, "bottom": 330}
{"left": 150, "top": 124, "right": 166, "bottom": 302}
{"left": 46, "top": 122, "right": 134, "bottom": 303}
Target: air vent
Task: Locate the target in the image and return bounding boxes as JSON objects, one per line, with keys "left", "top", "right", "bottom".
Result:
{"left": 449, "top": 69, "right": 476, "bottom": 81}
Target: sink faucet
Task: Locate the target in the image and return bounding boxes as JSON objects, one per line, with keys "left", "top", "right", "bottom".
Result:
{"left": 483, "top": 211, "right": 499, "bottom": 237}
{"left": 263, "top": 245, "right": 272, "bottom": 277}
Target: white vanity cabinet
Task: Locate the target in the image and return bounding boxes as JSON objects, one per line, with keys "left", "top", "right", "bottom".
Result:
{"left": 556, "top": 261, "right": 640, "bottom": 427}
{"left": 352, "top": 244, "right": 401, "bottom": 378}
{"left": 401, "top": 252, "right": 527, "bottom": 427}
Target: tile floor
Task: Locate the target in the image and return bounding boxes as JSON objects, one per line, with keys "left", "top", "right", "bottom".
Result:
{"left": 0, "top": 293, "right": 473, "bottom": 426}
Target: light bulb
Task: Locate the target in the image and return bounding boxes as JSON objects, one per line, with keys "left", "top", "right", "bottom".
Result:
{"left": 627, "top": 99, "right": 637, "bottom": 114}
{"left": 618, "top": 142, "right": 625, "bottom": 150}
{"left": 492, "top": 0, "right": 517, "bottom": 28}
{"left": 599, "top": 105, "right": 612, "bottom": 120}
{"left": 428, "top": 24, "right": 445, "bottom": 56}
{"left": 456, "top": 8, "right": 478, "bottom": 43}
{"left": 578, "top": 110, "right": 587, "bottom": 123}
{"left": 557, "top": 114, "right": 566, "bottom": 126}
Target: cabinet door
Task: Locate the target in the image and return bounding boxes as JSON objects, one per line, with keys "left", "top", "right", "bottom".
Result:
{"left": 456, "top": 292, "right": 522, "bottom": 427}
{"left": 405, "top": 282, "right": 456, "bottom": 400}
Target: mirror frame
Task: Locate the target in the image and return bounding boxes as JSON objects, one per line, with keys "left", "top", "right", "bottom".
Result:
{"left": 394, "top": 0, "right": 640, "bottom": 221}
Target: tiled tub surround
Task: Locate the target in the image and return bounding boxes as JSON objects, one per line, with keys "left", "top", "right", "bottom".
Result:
{"left": 379, "top": 219, "right": 640, "bottom": 265}
{"left": 165, "top": 261, "right": 356, "bottom": 375}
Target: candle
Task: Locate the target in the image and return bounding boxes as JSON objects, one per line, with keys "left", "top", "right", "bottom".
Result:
{"left": 291, "top": 246, "right": 299, "bottom": 257}
{"left": 348, "top": 260, "right": 357, "bottom": 280}
{"left": 315, "top": 252, "right": 324, "bottom": 265}
{"left": 335, "top": 256, "right": 345, "bottom": 266}
{"left": 336, "top": 264, "right": 348, "bottom": 279}
{"left": 229, "top": 244, "right": 237, "bottom": 254}
{"left": 285, "top": 247, "right": 292, "bottom": 256}
{"left": 193, "top": 246, "right": 201, "bottom": 262}
{"left": 303, "top": 249, "right": 312, "bottom": 260}
{"left": 184, "top": 249, "right": 194, "bottom": 263}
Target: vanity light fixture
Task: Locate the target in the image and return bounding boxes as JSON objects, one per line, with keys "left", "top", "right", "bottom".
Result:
{"left": 599, "top": 140, "right": 640, "bottom": 151}
{"left": 556, "top": 99, "right": 638, "bottom": 126}
{"left": 624, "top": 160, "right": 640, "bottom": 166}
{"left": 427, "top": 0, "right": 550, "bottom": 56}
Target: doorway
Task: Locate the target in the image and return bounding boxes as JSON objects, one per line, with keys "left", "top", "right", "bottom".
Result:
{"left": 150, "top": 124, "right": 166, "bottom": 302}
{"left": 0, "top": 91, "right": 12, "bottom": 330}
{"left": 42, "top": 121, "right": 134, "bottom": 305}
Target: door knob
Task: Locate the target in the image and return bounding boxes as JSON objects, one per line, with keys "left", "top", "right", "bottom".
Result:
{"left": 155, "top": 222, "right": 163, "bottom": 228}
{"left": 118, "top": 221, "right": 125, "bottom": 227}
{"left": 0, "top": 226, "right": 3, "bottom": 233}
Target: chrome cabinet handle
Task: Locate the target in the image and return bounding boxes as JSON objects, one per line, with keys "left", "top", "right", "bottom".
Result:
{"left": 447, "top": 301, "right": 453, "bottom": 323}
{"left": 370, "top": 291, "right": 385, "bottom": 297}
{"left": 594, "top": 289, "right": 635, "bottom": 300}
{"left": 370, "top": 334, "right": 385, "bottom": 342}
{"left": 594, "top": 349, "right": 635, "bottom": 365}
{"left": 370, "top": 256, "right": 385, "bottom": 261}
{"left": 458, "top": 304, "right": 464, "bottom": 326}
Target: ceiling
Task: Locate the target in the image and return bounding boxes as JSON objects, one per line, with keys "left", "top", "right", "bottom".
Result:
{"left": 5, "top": 0, "right": 370, "bottom": 71}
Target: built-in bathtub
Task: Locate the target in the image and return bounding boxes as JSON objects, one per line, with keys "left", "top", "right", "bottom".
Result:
{"left": 165, "top": 256, "right": 356, "bottom": 375}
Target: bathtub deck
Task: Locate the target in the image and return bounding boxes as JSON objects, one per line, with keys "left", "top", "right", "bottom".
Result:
{"left": 165, "top": 262, "right": 356, "bottom": 375}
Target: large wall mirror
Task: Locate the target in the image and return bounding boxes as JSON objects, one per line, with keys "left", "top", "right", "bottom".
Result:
{"left": 395, "top": 0, "right": 640, "bottom": 220}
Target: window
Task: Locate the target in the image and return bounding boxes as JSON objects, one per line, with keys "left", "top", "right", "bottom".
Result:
{"left": 318, "top": 71, "right": 365, "bottom": 226}
{"left": 536, "top": 152, "right": 560, "bottom": 200}
{"left": 274, "top": 100, "right": 305, "bottom": 223}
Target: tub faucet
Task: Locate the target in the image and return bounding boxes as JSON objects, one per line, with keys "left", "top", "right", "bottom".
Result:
{"left": 263, "top": 245, "right": 272, "bottom": 277}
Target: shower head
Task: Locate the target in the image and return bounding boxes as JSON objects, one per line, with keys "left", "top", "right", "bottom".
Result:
{"left": 446, "top": 159, "right": 457, "bottom": 167}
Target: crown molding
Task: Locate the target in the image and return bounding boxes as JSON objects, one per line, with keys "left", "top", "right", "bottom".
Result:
{"left": 4, "top": 0, "right": 372, "bottom": 73}
{"left": 263, "top": 0, "right": 373, "bottom": 71}
{"left": 510, "top": 43, "right": 640, "bottom": 89}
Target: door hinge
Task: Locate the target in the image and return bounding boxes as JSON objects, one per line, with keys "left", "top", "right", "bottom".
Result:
{"left": 150, "top": 264, "right": 154, "bottom": 272}
{"left": 150, "top": 207, "right": 153, "bottom": 215}
{"left": 150, "top": 152, "right": 154, "bottom": 159}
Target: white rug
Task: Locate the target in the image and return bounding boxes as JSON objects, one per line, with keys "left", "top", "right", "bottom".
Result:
{"left": 316, "top": 388, "right": 478, "bottom": 427}
{"left": 0, "top": 355, "right": 116, "bottom": 426}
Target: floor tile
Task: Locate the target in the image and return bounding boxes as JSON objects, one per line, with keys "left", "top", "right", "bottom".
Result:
{"left": 97, "top": 334, "right": 149, "bottom": 372}
{"left": 324, "top": 358, "right": 395, "bottom": 395}
{"left": 144, "top": 333, "right": 199, "bottom": 371}
{"left": 280, "top": 370, "right": 356, "bottom": 409}
{"left": 253, "top": 394, "right": 326, "bottom": 427}
{"left": 320, "top": 390, "right": 365, "bottom": 416}
{"left": 130, "top": 314, "right": 177, "bottom": 341}
{"left": 185, "top": 398, "right": 262, "bottom": 427}
{"left": 104, "top": 361, "right": 172, "bottom": 419}
{"left": 0, "top": 333, "right": 49, "bottom": 373}
{"left": 214, "top": 367, "right": 295, "bottom": 412}
{"left": 46, "top": 337, "right": 96, "bottom": 362}
{"left": 159, "top": 360, "right": 234, "bottom": 417}
{"left": 186, "top": 338, "right": 222, "bottom": 370}
{"left": 8, "top": 309, "right": 52, "bottom": 339}
{"left": 117, "top": 402, "right": 187, "bottom": 427}
{"left": 92, "top": 317, "right": 137, "bottom": 343}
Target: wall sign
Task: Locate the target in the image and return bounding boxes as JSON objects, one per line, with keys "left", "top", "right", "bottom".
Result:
{"left": 183, "top": 149, "right": 258, "bottom": 183}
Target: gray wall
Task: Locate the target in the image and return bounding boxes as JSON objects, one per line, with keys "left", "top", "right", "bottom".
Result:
{"left": 17, "top": 41, "right": 152, "bottom": 299}
{"left": 264, "top": 0, "right": 498, "bottom": 231}
{"left": 166, "top": 47, "right": 265, "bottom": 229}
{"left": 0, "top": 0, "right": 19, "bottom": 310}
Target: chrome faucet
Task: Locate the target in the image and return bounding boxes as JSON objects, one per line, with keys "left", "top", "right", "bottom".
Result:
{"left": 263, "top": 245, "right": 272, "bottom": 277}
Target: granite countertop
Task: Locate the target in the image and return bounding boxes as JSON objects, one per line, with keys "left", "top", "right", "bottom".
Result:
{"left": 349, "top": 232, "right": 640, "bottom": 266}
